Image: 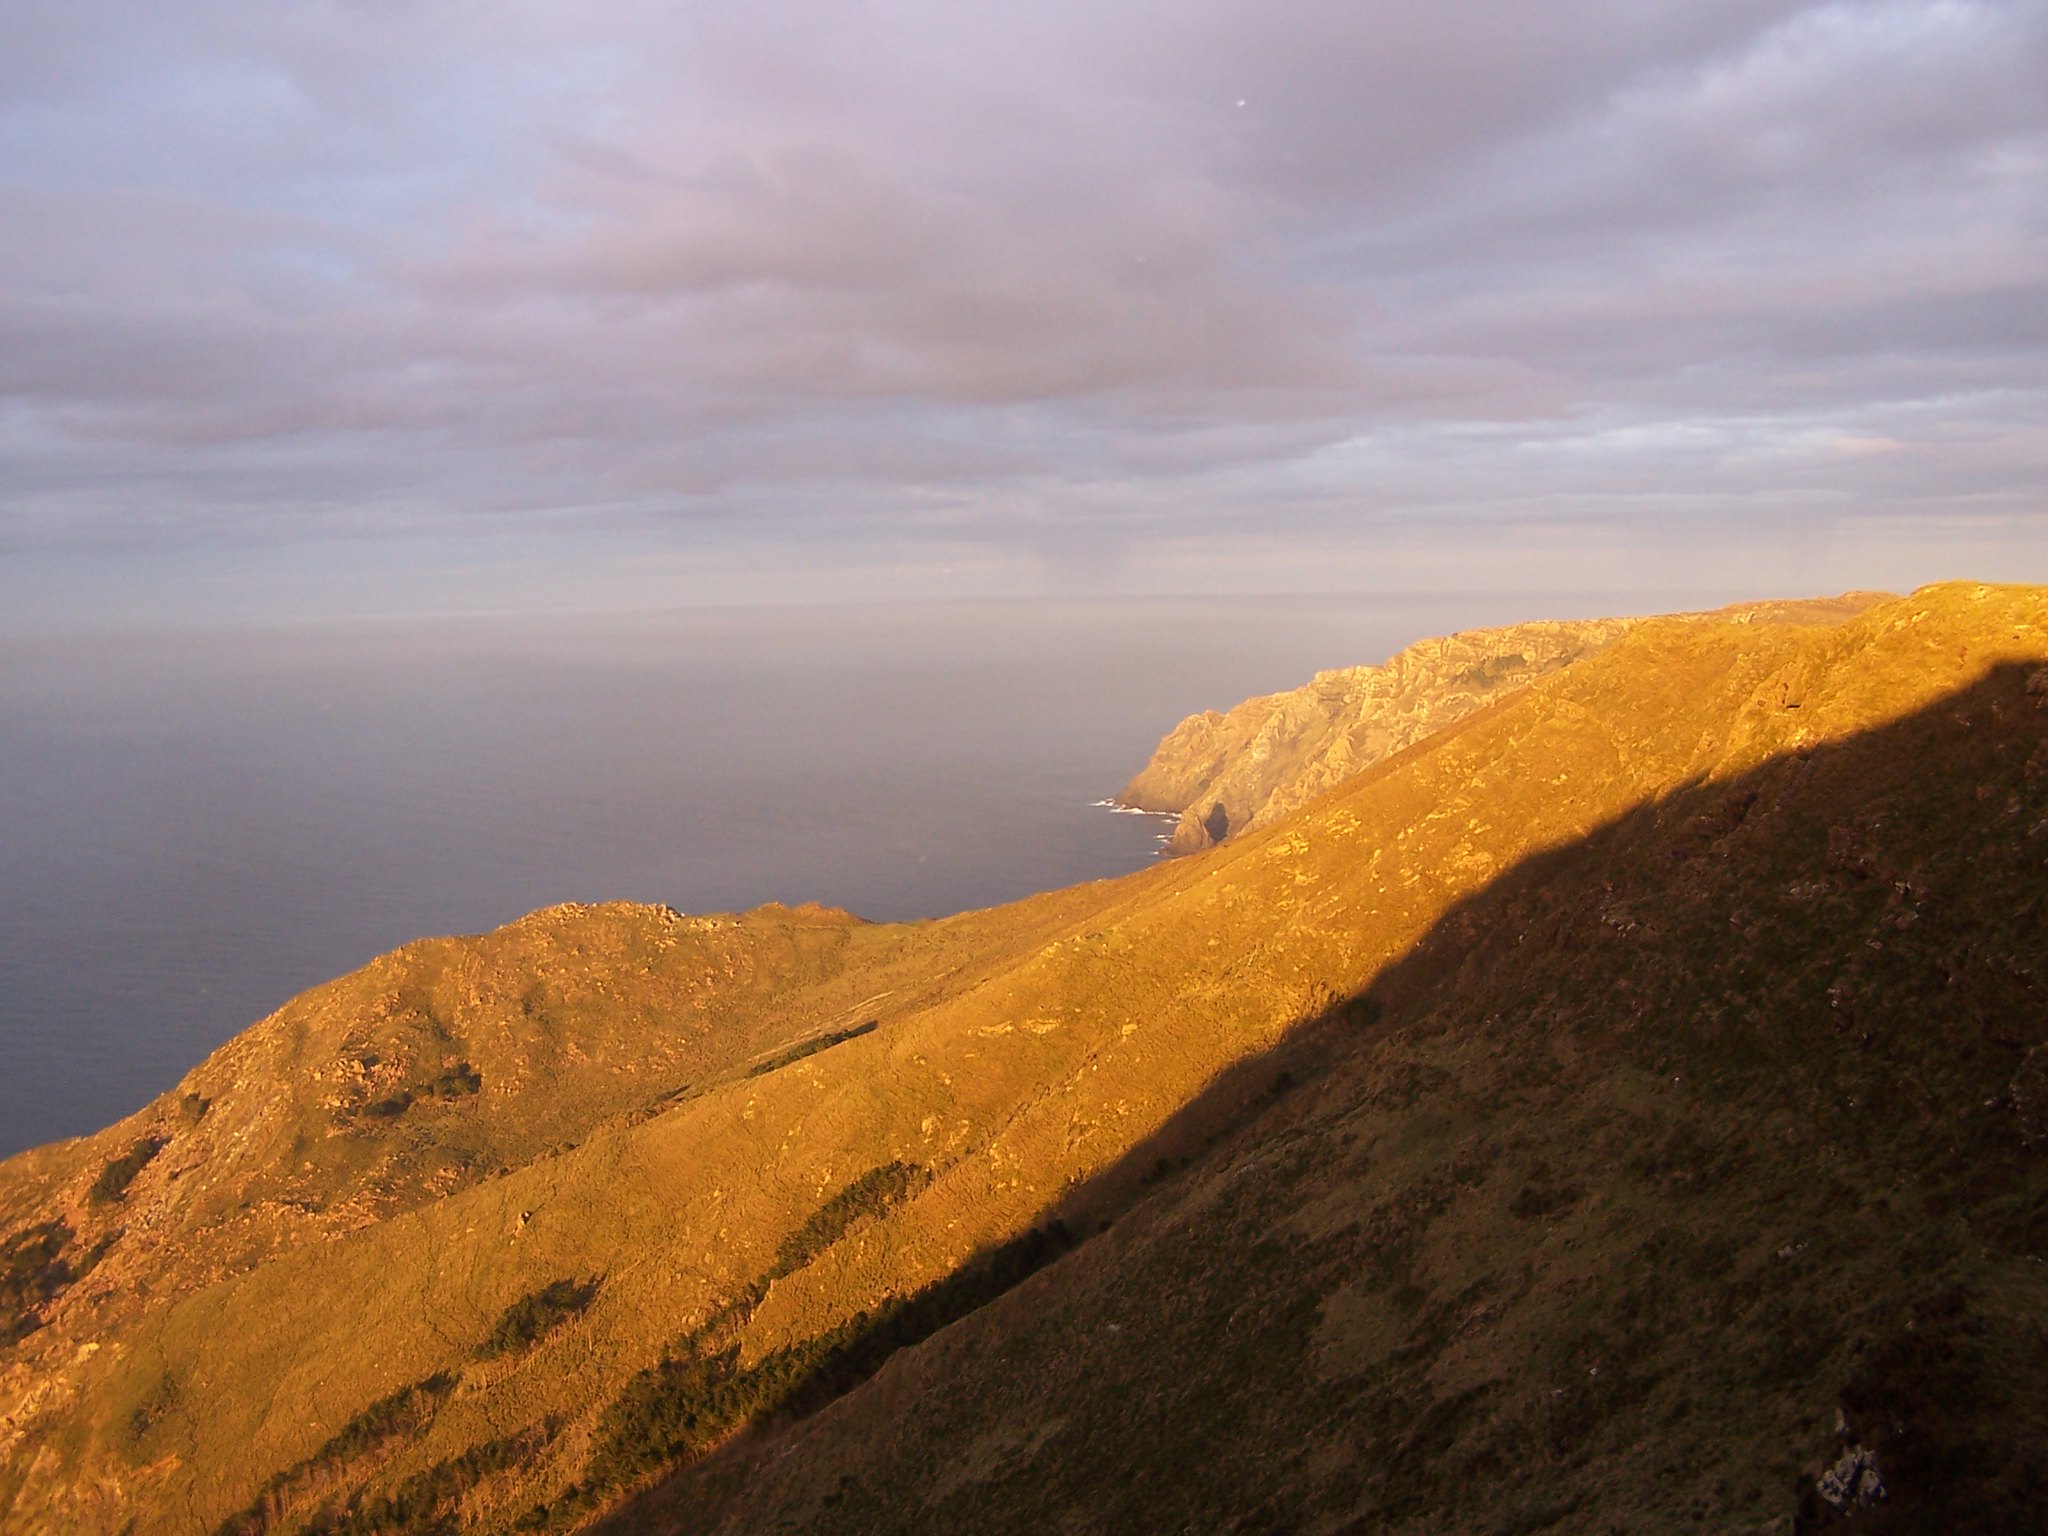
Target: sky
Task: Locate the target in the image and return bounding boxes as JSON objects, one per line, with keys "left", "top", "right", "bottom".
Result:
{"left": 2, "top": 0, "right": 2046, "bottom": 626}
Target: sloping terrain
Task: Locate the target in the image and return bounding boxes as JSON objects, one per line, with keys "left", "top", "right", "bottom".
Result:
{"left": 1116, "top": 616, "right": 1633, "bottom": 853}
{"left": 2, "top": 583, "right": 2043, "bottom": 1536}
{"left": 611, "top": 583, "right": 2048, "bottom": 1535}
{"left": 1117, "top": 596, "right": 1878, "bottom": 854}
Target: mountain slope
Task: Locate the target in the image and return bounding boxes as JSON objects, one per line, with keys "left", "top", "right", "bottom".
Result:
{"left": 1, "top": 583, "right": 2042, "bottom": 1536}
{"left": 606, "top": 582, "right": 2048, "bottom": 1536}
{"left": 1116, "top": 596, "right": 1879, "bottom": 854}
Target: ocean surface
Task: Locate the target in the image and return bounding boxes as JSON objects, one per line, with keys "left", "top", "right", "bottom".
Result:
{"left": 0, "top": 592, "right": 1706, "bottom": 1156}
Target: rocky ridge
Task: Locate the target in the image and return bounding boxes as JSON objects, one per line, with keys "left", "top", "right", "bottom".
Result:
{"left": 1118, "top": 596, "right": 1881, "bottom": 853}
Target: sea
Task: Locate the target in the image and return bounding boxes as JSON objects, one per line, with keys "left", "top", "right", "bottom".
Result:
{"left": 0, "top": 591, "right": 1706, "bottom": 1157}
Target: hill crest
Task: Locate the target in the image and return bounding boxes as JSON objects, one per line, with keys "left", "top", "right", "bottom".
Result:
{"left": 1117, "top": 592, "right": 1885, "bottom": 853}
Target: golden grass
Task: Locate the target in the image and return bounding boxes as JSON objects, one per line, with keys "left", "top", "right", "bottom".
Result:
{"left": 0, "top": 582, "right": 2040, "bottom": 1535}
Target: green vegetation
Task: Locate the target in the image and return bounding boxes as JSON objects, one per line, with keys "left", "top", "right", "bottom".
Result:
{"left": 316, "top": 1373, "right": 459, "bottom": 1466}
{"left": 359, "top": 1060, "right": 483, "bottom": 1120}
{"left": 89, "top": 1133, "right": 167, "bottom": 1204}
{"left": 428, "top": 1060, "right": 484, "bottom": 1098}
{"left": 477, "top": 1278, "right": 600, "bottom": 1360}
{"left": 581, "top": 1346, "right": 764, "bottom": 1494}
{"left": 562, "top": 1219, "right": 1078, "bottom": 1521}
{"left": 128, "top": 1373, "right": 179, "bottom": 1441}
{"left": 210, "top": 1373, "right": 457, "bottom": 1536}
{"left": 767, "top": 1161, "right": 928, "bottom": 1279}
{"left": 746, "top": 1019, "right": 878, "bottom": 1079}
{"left": 1507, "top": 1178, "right": 1581, "bottom": 1220}
{"left": 1, "top": 1220, "right": 75, "bottom": 1345}
{"left": 298, "top": 1424, "right": 554, "bottom": 1536}
{"left": 514, "top": 1161, "right": 954, "bottom": 1523}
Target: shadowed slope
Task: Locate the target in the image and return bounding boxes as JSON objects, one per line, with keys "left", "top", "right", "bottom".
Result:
{"left": 607, "top": 593, "right": 2048, "bottom": 1535}
{"left": 0, "top": 584, "right": 2039, "bottom": 1535}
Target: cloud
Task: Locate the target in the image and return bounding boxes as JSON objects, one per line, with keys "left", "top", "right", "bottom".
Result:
{"left": 0, "top": 0, "right": 2043, "bottom": 588}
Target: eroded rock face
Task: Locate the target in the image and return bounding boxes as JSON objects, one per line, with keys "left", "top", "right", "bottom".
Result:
{"left": 1118, "top": 619, "right": 1634, "bottom": 853}
{"left": 1817, "top": 1443, "right": 1887, "bottom": 1512}
{"left": 1117, "top": 595, "right": 1888, "bottom": 854}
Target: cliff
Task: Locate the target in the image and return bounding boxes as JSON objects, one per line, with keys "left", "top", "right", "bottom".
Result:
{"left": 1118, "top": 595, "right": 1883, "bottom": 853}
{"left": 1, "top": 584, "right": 2042, "bottom": 1536}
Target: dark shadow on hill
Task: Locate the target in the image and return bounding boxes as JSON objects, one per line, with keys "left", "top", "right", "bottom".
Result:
{"left": 588, "top": 662, "right": 2048, "bottom": 1536}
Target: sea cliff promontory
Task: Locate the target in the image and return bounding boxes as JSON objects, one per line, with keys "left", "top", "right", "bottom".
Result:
{"left": 1119, "top": 595, "right": 1884, "bottom": 853}
{"left": 3, "top": 585, "right": 2042, "bottom": 1536}
{"left": 1117, "top": 619, "right": 1634, "bottom": 852}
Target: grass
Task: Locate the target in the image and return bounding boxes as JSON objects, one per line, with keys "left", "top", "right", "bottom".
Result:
{"left": 297, "top": 1424, "right": 555, "bottom": 1536}
{"left": 5, "top": 583, "right": 2045, "bottom": 1536}
{"left": 210, "top": 1373, "right": 458, "bottom": 1536}
{"left": 558, "top": 1219, "right": 1079, "bottom": 1525}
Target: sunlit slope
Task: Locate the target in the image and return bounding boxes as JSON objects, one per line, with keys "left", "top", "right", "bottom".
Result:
{"left": 0, "top": 583, "right": 2040, "bottom": 1535}
{"left": 1117, "top": 615, "right": 1634, "bottom": 852}
{"left": 1118, "top": 594, "right": 1879, "bottom": 854}
{"left": 611, "top": 582, "right": 2048, "bottom": 1534}
{"left": 0, "top": 901, "right": 921, "bottom": 1312}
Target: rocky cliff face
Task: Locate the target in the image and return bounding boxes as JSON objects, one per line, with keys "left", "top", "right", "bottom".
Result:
{"left": 1118, "top": 596, "right": 1885, "bottom": 854}
{"left": 1117, "top": 618, "right": 1635, "bottom": 853}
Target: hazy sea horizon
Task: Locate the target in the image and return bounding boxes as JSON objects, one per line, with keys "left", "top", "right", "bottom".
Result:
{"left": 0, "top": 589, "right": 1732, "bottom": 1157}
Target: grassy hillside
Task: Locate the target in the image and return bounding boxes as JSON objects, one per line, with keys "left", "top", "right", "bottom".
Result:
{"left": 3, "top": 583, "right": 2043, "bottom": 1536}
{"left": 609, "top": 583, "right": 2048, "bottom": 1535}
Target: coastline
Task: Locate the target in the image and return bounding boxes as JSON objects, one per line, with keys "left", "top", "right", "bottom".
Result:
{"left": 1091, "top": 797, "right": 1180, "bottom": 847}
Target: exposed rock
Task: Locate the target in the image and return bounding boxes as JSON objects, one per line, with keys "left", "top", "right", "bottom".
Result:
{"left": 1816, "top": 1444, "right": 1887, "bottom": 1512}
{"left": 1119, "top": 618, "right": 1635, "bottom": 852}
{"left": 1118, "top": 595, "right": 1884, "bottom": 854}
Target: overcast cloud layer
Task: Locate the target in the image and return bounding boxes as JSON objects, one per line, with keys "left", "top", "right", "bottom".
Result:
{"left": 2, "top": 0, "right": 2045, "bottom": 612}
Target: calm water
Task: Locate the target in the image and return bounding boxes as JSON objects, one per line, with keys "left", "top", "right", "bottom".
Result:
{"left": 0, "top": 592, "right": 1700, "bottom": 1155}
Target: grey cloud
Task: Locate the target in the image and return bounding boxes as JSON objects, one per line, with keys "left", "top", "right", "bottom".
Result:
{"left": 0, "top": 0, "right": 2043, "bottom": 577}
